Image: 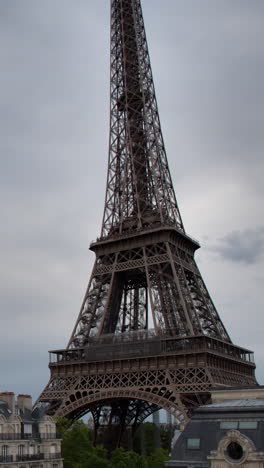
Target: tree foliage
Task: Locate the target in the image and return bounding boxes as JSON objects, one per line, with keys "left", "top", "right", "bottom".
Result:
{"left": 146, "top": 448, "right": 169, "bottom": 468}
{"left": 56, "top": 418, "right": 169, "bottom": 468}
{"left": 133, "top": 422, "right": 172, "bottom": 455}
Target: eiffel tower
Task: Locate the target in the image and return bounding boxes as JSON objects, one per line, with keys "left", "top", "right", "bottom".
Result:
{"left": 37, "top": 0, "right": 256, "bottom": 443}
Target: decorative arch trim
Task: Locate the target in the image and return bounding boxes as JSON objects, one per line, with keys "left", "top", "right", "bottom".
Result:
{"left": 209, "top": 430, "right": 257, "bottom": 466}
{"left": 57, "top": 388, "right": 187, "bottom": 423}
{"left": 218, "top": 430, "right": 256, "bottom": 454}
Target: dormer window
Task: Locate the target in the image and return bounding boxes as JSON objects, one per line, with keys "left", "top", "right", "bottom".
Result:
{"left": 220, "top": 421, "right": 238, "bottom": 429}
{"left": 226, "top": 442, "right": 244, "bottom": 462}
{"left": 187, "top": 438, "right": 200, "bottom": 449}
{"left": 220, "top": 420, "right": 258, "bottom": 430}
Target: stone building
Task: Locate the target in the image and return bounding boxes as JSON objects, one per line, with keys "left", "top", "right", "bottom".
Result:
{"left": 0, "top": 392, "right": 63, "bottom": 468}
{"left": 166, "top": 387, "right": 264, "bottom": 468}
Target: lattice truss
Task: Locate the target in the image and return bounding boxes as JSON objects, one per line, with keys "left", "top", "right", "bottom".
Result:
{"left": 101, "top": 0, "right": 184, "bottom": 237}
{"left": 39, "top": 358, "right": 255, "bottom": 424}
{"left": 68, "top": 240, "right": 230, "bottom": 348}
{"left": 66, "top": 0, "right": 231, "bottom": 348}
{"left": 35, "top": 0, "right": 257, "bottom": 437}
{"left": 40, "top": 366, "right": 212, "bottom": 424}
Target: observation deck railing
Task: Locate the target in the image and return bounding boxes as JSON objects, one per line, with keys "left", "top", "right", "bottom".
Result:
{"left": 49, "top": 329, "right": 254, "bottom": 365}
{"left": 90, "top": 219, "right": 200, "bottom": 248}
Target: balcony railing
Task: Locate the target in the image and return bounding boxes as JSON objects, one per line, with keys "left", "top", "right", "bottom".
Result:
{"left": 49, "top": 332, "right": 254, "bottom": 365}
{"left": 0, "top": 456, "right": 13, "bottom": 463}
{"left": 48, "top": 453, "right": 62, "bottom": 460}
{"left": 40, "top": 433, "right": 62, "bottom": 440}
{"left": 16, "top": 453, "right": 62, "bottom": 462}
{"left": 17, "top": 454, "right": 44, "bottom": 462}
{"left": 0, "top": 433, "right": 61, "bottom": 441}
{"left": 0, "top": 453, "right": 62, "bottom": 463}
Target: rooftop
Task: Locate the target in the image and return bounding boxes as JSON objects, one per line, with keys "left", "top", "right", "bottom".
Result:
{"left": 203, "top": 398, "right": 264, "bottom": 408}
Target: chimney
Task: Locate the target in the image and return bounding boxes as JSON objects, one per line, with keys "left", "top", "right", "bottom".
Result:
{"left": 0, "top": 392, "right": 15, "bottom": 413}
{"left": 17, "top": 394, "right": 32, "bottom": 411}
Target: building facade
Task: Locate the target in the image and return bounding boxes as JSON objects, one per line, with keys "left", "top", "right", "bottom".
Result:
{"left": 0, "top": 393, "right": 63, "bottom": 468}
{"left": 166, "top": 387, "right": 264, "bottom": 468}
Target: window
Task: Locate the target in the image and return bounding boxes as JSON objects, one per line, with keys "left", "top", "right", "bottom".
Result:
{"left": 187, "top": 438, "right": 200, "bottom": 449}
{"left": 239, "top": 421, "right": 258, "bottom": 429}
{"left": 2, "top": 446, "right": 8, "bottom": 457}
{"left": 220, "top": 421, "right": 238, "bottom": 429}
{"left": 226, "top": 442, "right": 244, "bottom": 461}
{"left": 24, "top": 424, "right": 32, "bottom": 435}
{"left": 18, "top": 445, "right": 24, "bottom": 456}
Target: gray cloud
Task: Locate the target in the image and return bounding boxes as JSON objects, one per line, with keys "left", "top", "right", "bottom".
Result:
{"left": 213, "top": 227, "right": 264, "bottom": 264}
{"left": 145, "top": 0, "right": 264, "bottom": 186}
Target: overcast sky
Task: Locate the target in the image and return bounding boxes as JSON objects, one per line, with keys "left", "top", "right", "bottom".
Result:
{"left": 0, "top": 1, "right": 263, "bottom": 402}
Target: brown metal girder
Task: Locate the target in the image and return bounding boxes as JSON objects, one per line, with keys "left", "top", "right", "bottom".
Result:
{"left": 55, "top": 390, "right": 189, "bottom": 423}
{"left": 48, "top": 350, "right": 254, "bottom": 380}
{"left": 90, "top": 228, "right": 199, "bottom": 258}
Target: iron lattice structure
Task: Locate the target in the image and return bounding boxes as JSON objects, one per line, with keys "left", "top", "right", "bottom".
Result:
{"left": 37, "top": 0, "right": 256, "bottom": 444}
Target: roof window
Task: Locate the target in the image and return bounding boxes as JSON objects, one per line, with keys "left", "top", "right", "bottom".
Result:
{"left": 187, "top": 438, "right": 200, "bottom": 449}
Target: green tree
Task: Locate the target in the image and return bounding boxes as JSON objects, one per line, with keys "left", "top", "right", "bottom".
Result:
{"left": 56, "top": 418, "right": 169, "bottom": 468}
{"left": 81, "top": 453, "right": 111, "bottom": 468}
{"left": 146, "top": 448, "right": 169, "bottom": 468}
{"left": 144, "top": 422, "right": 158, "bottom": 455}
{"left": 133, "top": 422, "right": 171, "bottom": 456}
{"left": 60, "top": 420, "right": 94, "bottom": 468}
{"left": 110, "top": 448, "right": 147, "bottom": 468}
{"left": 160, "top": 425, "right": 172, "bottom": 452}
{"left": 55, "top": 416, "right": 73, "bottom": 437}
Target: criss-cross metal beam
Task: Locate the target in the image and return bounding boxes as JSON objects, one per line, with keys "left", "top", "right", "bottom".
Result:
{"left": 102, "top": 0, "right": 184, "bottom": 237}
{"left": 65, "top": 0, "right": 232, "bottom": 348}
{"left": 36, "top": 0, "right": 257, "bottom": 449}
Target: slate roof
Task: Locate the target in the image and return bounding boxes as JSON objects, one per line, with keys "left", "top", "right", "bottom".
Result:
{"left": 203, "top": 399, "right": 264, "bottom": 408}
{"left": 167, "top": 399, "right": 264, "bottom": 468}
{"left": 20, "top": 407, "right": 35, "bottom": 423}
{"left": 0, "top": 400, "right": 12, "bottom": 418}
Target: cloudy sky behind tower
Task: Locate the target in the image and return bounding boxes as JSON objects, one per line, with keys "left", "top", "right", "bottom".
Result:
{"left": 0, "top": 0, "right": 263, "bottom": 400}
